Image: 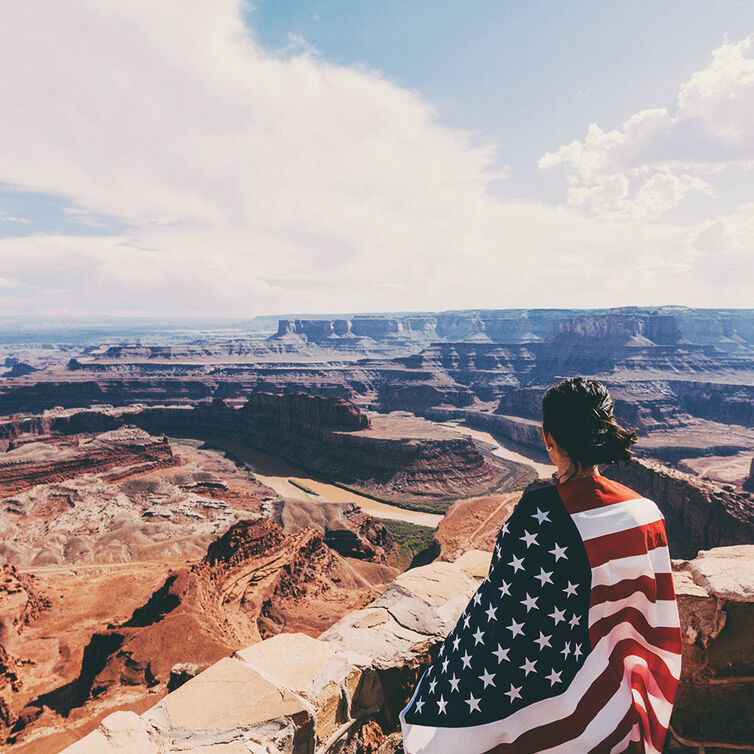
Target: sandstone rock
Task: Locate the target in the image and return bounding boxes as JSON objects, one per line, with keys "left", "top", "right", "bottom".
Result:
{"left": 163, "top": 656, "right": 309, "bottom": 731}
{"left": 454, "top": 548, "right": 492, "bottom": 579}
{"left": 235, "top": 632, "right": 361, "bottom": 745}
{"left": 62, "top": 710, "right": 157, "bottom": 753}
{"left": 685, "top": 545, "right": 754, "bottom": 602}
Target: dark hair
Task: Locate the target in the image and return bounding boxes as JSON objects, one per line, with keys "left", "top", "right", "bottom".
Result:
{"left": 541, "top": 377, "right": 638, "bottom": 480}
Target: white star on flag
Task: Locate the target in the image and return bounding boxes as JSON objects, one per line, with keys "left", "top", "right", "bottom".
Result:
{"left": 437, "top": 695, "right": 447, "bottom": 714}
{"left": 504, "top": 684, "right": 522, "bottom": 702}
{"left": 507, "top": 618, "right": 525, "bottom": 638}
{"left": 520, "top": 658, "right": 537, "bottom": 676}
{"left": 534, "top": 631, "right": 552, "bottom": 650}
{"left": 449, "top": 674, "right": 460, "bottom": 692}
{"left": 549, "top": 606, "right": 566, "bottom": 624}
{"left": 545, "top": 669, "right": 562, "bottom": 686}
{"left": 485, "top": 603, "right": 498, "bottom": 621}
{"left": 472, "top": 626, "right": 485, "bottom": 645}
{"left": 521, "top": 593, "right": 539, "bottom": 612}
{"left": 479, "top": 668, "right": 496, "bottom": 688}
{"left": 461, "top": 651, "right": 472, "bottom": 669}
{"left": 532, "top": 507, "right": 551, "bottom": 524}
{"left": 520, "top": 530, "right": 538, "bottom": 548}
{"left": 492, "top": 644, "right": 510, "bottom": 663}
{"left": 549, "top": 543, "right": 567, "bottom": 561}
{"left": 466, "top": 693, "right": 481, "bottom": 712}
{"left": 509, "top": 554, "right": 525, "bottom": 572}
{"left": 565, "top": 581, "right": 579, "bottom": 597}
{"left": 535, "top": 567, "right": 553, "bottom": 586}
{"left": 498, "top": 580, "right": 511, "bottom": 597}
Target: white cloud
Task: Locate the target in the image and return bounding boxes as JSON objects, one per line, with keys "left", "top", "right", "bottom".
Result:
{"left": 539, "top": 35, "right": 754, "bottom": 219}
{"left": 0, "top": 2, "right": 751, "bottom": 314}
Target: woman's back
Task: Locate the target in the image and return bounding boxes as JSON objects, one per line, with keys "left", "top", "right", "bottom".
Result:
{"left": 399, "top": 472, "right": 682, "bottom": 753}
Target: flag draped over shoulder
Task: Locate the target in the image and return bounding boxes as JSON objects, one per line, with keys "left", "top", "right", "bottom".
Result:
{"left": 399, "top": 474, "right": 682, "bottom": 754}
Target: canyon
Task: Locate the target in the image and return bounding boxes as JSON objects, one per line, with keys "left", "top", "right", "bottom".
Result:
{"left": 0, "top": 306, "right": 752, "bottom": 752}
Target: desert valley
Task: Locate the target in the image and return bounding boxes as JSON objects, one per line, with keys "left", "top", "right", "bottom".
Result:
{"left": 1, "top": 305, "right": 753, "bottom": 753}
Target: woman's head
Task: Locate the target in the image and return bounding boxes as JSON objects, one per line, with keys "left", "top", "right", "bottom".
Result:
{"left": 541, "top": 376, "right": 638, "bottom": 480}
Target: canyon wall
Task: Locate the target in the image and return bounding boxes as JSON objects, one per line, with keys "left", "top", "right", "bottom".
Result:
{"left": 0, "top": 427, "right": 176, "bottom": 497}
{"left": 602, "top": 459, "right": 754, "bottom": 559}
{"left": 1, "top": 394, "right": 523, "bottom": 512}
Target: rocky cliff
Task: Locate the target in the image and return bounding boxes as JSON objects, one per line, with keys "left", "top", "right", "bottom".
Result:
{"left": 0, "top": 426, "right": 176, "bottom": 497}
{"left": 2, "top": 395, "right": 523, "bottom": 512}
{"left": 2, "top": 517, "right": 398, "bottom": 751}
{"left": 602, "top": 459, "right": 754, "bottom": 558}
{"left": 56, "top": 544, "right": 754, "bottom": 754}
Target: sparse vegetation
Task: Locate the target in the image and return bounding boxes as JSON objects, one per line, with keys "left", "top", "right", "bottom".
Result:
{"left": 381, "top": 519, "right": 437, "bottom": 570}
{"left": 288, "top": 479, "right": 320, "bottom": 496}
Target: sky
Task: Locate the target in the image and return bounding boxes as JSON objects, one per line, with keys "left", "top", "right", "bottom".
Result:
{"left": 0, "top": 0, "right": 752, "bottom": 317}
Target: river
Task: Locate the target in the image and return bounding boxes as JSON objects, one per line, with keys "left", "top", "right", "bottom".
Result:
{"left": 209, "top": 423, "right": 553, "bottom": 531}
{"left": 213, "top": 440, "right": 444, "bottom": 528}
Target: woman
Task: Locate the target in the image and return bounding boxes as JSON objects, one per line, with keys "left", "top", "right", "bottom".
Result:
{"left": 400, "top": 377, "right": 682, "bottom": 754}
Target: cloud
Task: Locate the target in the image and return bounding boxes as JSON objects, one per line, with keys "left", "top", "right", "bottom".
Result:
{"left": 0, "top": 2, "right": 750, "bottom": 314}
{"left": 539, "top": 35, "right": 754, "bottom": 219}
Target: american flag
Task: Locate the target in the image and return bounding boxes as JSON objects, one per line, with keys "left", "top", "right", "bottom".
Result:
{"left": 399, "top": 474, "right": 682, "bottom": 753}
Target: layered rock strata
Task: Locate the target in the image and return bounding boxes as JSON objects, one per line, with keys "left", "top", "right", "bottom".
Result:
{"left": 0, "top": 427, "right": 176, "bottom": 497}
{"left": 2, "top": 395, "right": 525, "bottom": 511}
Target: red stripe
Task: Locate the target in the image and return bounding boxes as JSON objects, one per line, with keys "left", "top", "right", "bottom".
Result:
{"left": 482, "top": 664, "right": 622, "bottom": 754}
{"left": 609, "top": 637, "right": 680, "bottom": 703}
{"left": 586, "top": 706, "right": 637, "bottom": 754}
{"left": 591, "top": 572, "right": 676, "bottom": 607}
{"left": 590, "top": 605, "right": 683, "bottom": 655}
{"left": 630, "top": 671, "right": 670, "bottom": 753}
{"left": 555, "top": 475, "right": 640, "bottom": 513}
{"left": 584, "top": 520, "right": 668, "bottom": 568}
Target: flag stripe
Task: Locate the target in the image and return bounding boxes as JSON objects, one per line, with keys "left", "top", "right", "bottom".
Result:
{"left": 591, "top": 572, "right": 675, "bottom": 605}
{"left": 583, "top": 519, "right": 668, "bottom": 568}
{"left": 609, "top": 640, "right": 680, "bottom": 701}
{"left": 590, "top": 548, "right": 671, "bottom": 588}
{"left": 586, "top": 707, "right": 636, "bottom": 754}
{"left": 589, "top": 594, "right": 680, "bottom": 629}
{"left": 590, "top": 605, "right": 683, "bottom": 652}
{"left": 570, "top": 497, "right": 662, "bottom": 541}
{"left": 554, "top": 477, "right": 639, "bottom": 513}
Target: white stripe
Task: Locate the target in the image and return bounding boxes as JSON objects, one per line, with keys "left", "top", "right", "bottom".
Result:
{"left": 622, "top": 653, "right": 678, "bottom": 708}
{"left": 589, "top": 594, "right": 680, "bottom": 629}
{"left": 538, "top": 681, "right": 634, "bottom": 754}
{"left": 598, "top": 621, "right": 682, "bottom": 681}
{"left": 590, "top": 547, "right": 671, "bottom": 588}
{"left": 609, "top": 723, "right": 641, "bottom": 754}
{"left": 630, "top": 691, "right": 663, "bottom": 754}
{"left": 570, "top": 497, "right": 663, "bottom": 542}
{"left": 399, "top": 622, "right": 680, "bottom": 754}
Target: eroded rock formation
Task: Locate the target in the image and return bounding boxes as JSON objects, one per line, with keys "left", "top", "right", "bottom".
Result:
{"left": 1, "top": 517, "right": 398, "bottom": 750}
{"left": 0, "top": 426, "right": 176, "bottom": 497}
